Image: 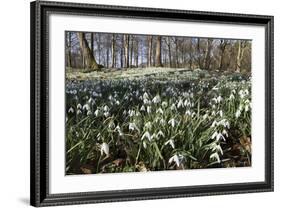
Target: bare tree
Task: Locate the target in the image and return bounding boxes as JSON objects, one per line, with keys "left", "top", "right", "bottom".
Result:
{"left": 111, "top": 34, "right": 116, "bottom": 68}
{"left": 66, "top": 32, "right": 72, "bottom": 67}
{"left": 147, "top": 35, "right": 153, "bottom": 67}
{"left": 124, "top": 34, "right": 129, "bottom": 68}
{"left": 203, "top": 39, "right": 213, "bottom": 70}
{"left": 77, "top": 32, "right": 99, "bottom": 70}
{"left": 155, "top": 36, "right": 163, "bottom": 67}
{"left": 134, "top": 37, "right": 139, "bottom": 67}
{"left": 218, "top": 39, "right": 229, "bottom": 71}
{"left": 236, "top": 40, "right": 247, "bottom": 72}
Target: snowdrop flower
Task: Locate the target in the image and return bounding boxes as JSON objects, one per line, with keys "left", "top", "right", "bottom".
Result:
{"left": 100, "top": 142, "right": 109, "bottom": 156}
{"left": 108, "top": 121, "right": 115, "bottom": 129}
{"left": 143, "top": 99, "right": 151, "bottom": 105}
{"left": 229, "top": 94, "right": 235, "bottom": 100}
{"left": 128, "top": 109, "right": 135, "bottom": 117}
{"left": 160, "top": 118, "right": 166, "bottom": 125}
{"left": 222, "top": 129, "right": 228, "bottom": 137}
{"left": 115, "top": 100, "right": 120, "bottom": 105}
{"left": 235, "top": 110, "right": 241, "bottom": 118}
{"left": 143, "top": 141, "right": 147, "bottom": 149}
{"left": 217, "top": 95, "right": 223, "bottom": 103}
{"left": 152, "top": 95, "right": 161, "bottom": 104}
{"left": 103, "top": 105, "right": 109, "bottom": 112}
{"left": 141, "top": 131, "right": 151, "bottom": 141}
{"left": 168, "top": 118, "right": 176, "bottom": 128}
{"left": 177, "top": 99, "right": 184, "bottom": 109}
{"left": 144, "top": 121, "right": 152, "bottom": 130}
{"left": 88, "top": 97, "right": 94, "bottom": 104}
{"left": 143, "top": 92, "right": 149, "bottom": 100}
{"left": 245, "top": 103, "right": 250, "bottom": 112}
{"left": 185, "top": 110, "right": 191, "bottom": 116}
{"left": 218, "top": 110, "right": 223, "bottom": 117}
{"left": 211, "top": 143, "right": 223, "bottom": 155}
{"left": 147, "top": 106, "right": 151, "bottom": 114}
{"left": 140, "top": 105, "right": 146, "bottom": 111}
{"left": 77, "top": 103, "right": 82, "bottom": 109}
{"left": 83, "top": 103, "right": 91, "bottom": 111}
{"left": 211, "top": 120, "right": 217, "bottom": 128}
{"left": 114, "top": 125, "right": 120, "bottom": 132}
{"left": 104, "top": 111, "right": 110, "bottom": 117}
{"left": 168, "top": 154, "right": 184, "bottom": 167}
{"left": 68, "top": 107, "right": 74, "bottom": 114}
{"left": 87, "top": 111, "right": 92, "bottom": 116}
{"left": 94, "top": 109, "right": 100, "bottom": 117}
{"left": 184, "top": 99, "right": 191, "bottom": 107}
{"left": 92, "top": 91, "right": 99, "bottom": 97}
{"left": 211, "top": 131, "right": 218, "bottom": 140}
{"left": 77, "top": 109, "right": 82, "bottom": 115}
{"left": 129, "top": 122, "right": 139, "bottom": 132}
{"left": 156, "top": 108, "right": 164, "bottom": 114}
{"left": 165, "top": 139, "right": 175, "bottom": 149}
{"left": 211, "top": 131, "right": 225, "bottom": 141}
{"left": 218, "top": 119, "right": 230, "bottom": 129}
{"left": 161, "top": 101, "right": 168, "bottom": 108}
{"left": 122, "top": 110, "right": 127, "bottom": 116}
{"left": 157, "top": 130, "right": 165, "bottom": 138}
{"left": 210, "top": 152, "right": 221, "bottom": 163}
{"left": 170, "top": 103, "right": 177, "bottom": 111}
{"left": 203, "top": 113, "right": 208, "bottom": 120}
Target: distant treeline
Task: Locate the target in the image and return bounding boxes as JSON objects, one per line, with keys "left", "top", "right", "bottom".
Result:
{"left": 66, "top": 31, "right": 251, "bottom": 72}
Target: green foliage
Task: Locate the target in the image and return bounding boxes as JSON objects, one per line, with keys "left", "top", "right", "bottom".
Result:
{"left": 65, "top": 70, "right": 251, "bottom": 174}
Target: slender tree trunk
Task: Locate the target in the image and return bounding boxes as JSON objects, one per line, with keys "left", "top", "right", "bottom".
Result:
{"left": 120, "top": 36, "right": 124, "bottom": 68}
{"left": 97, "top": 35, "right": 101, "bottom": 63}
{"left": 155, "top": 36, "right": 162, "bottom": 67}
{"left": 175, "top": 38, "right": 179, "bottom": 68}
{"left": 166, "top": 38, "right": 172, "bottom": 68}
{"left": 203, "top": 39, "right": 212, "bottom": 70}
{"left": 124, "top": 34, "right": 129, "bottom": 68}
{"left": 196, "top": 38, "right": 203, "bottom": 69}
{"left": 77, "top": 32, "right": 99, "bottom": 70}
{"left": 130, "top": 36, "right": 133, "bottom": 67}
{"left": 67, "top": 32, "right": 72, "bottom": 67}
{"left": 106, "top": 48, "right": 109, "bottom": 68}
{"left": 111, "top": 34, "right": 115, "bottom": 68}
{"left": 147, "top": 35, "right": 152, "bottom": 67}
{"left": 236, "top": 40, "right": 246, "bottom": 72}
{"left": 134, "top": 38, "right": 139, "bottom": 67}
{"left": 90, "top": 33, "right": 94, "bottom": 54}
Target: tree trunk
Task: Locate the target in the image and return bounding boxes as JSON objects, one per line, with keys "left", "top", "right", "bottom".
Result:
{"left": 196, "top": 38, "right": 203, "bottom": 69}
{"left": 236, "top": 40, "right": 246, "bottom": 72}
{"left": 77, "top": 32, "right": 99, "bottom": 70}
{"left": 134, "top": 38, "right": 139, "bottom": 67}
{"left": 147, "top": 35, "right": 152, "bottom": 67}
{"left": 111, "top": 34, "right": 115, "bottom": 68}
{"left": 155, "top": 36, "right": 163, "bottom": 67}
{"left": 219, "top": 40, "right": 228, "bottom": 71}
{"left": 90, "top": 33, "right": 94, "bottom": 54}
{"left": 203, "top": 39, "right": 213, "bottom": 70}
{"left": 120, "top": 36, "right": 124, "bottom": 68}
{"left": 167, "top": 38, "right": 172, "bottom": 68}
{"left": 130, "top": 36, "right": 134, "bottom": 67}
{"left": 124, "top": 34, "right": 129, "bottom": 68}
{"left": 106, "top": 47, "right": 109, "bottom": 68}
{"left": 67, "top": 32, "right": 72, "bottom": 67}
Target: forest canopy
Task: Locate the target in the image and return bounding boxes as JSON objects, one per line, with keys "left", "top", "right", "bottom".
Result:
{"left": 66, "top": 32, "right": 251, "bottom": 73}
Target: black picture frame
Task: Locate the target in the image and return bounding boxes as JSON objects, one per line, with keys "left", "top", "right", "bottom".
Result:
{"left": 30, "top": 0, "right": 274, "bottom": 207}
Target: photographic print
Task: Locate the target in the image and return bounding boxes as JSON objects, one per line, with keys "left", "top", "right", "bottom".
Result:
{"left": 31, "top": 1, "right": 273, "bottom": 206}
{"left": 65, "top": 32, "right": 252, "bottom": 175}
